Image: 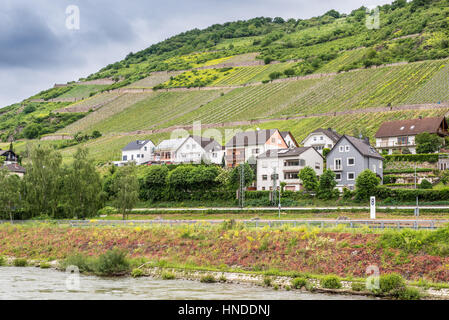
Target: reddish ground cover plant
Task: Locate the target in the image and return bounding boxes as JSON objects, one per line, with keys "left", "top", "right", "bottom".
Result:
{"left": 1, "top": 224, "right": 449, "bottom": 282}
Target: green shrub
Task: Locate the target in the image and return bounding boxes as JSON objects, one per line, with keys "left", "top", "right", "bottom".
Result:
{"left": 219, "top": 274, "right": 227, "bottom": 282}
{"left": 94, "top": 249, "right": 130, "bottom": 276}
{"left": 13, "top": 258, "right": 28, "bottom": 267}
{"left": 351, "top": 282, "right": 366, "bottom": 292}
{"left": 321, "top": 275, "right": 342, "bottom": 289}
{"left": 161, "top": 271, "right": 176, "bottom": 280}
{"left": 379, "top": 273, "right": 405, "bottom": 294}
{"left": 0, "top": 256, "right": 5, "bottom": 266}
{"left": 63, "top": 253, "right": 94, "bottom": 273}
{"left": 200, "top": 274, "right": 216, "bottom": 283}
{"left": 40, "top": 262, "right": 51, "bottom": 269}
{"left": 419, "top": 179, "right": 432, "bottom": 189}
{"left": 263, "top": 276, "right": 272, "bottom": 287}
{"left": 393, "top": 287, "right": 421, "bottom": 300}
{"left": 292, "top": 277, "right": 308, "bottom": 289}
{"left": 384, "top": 154, "right": 440, "bottom": 163}
{"left": 131, "top": 268, "right": 144, "bottom": 278}
{"left": 98, "top": 206, "right": 117, "bottom": 215}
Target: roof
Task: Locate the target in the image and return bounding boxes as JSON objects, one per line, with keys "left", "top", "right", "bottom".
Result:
{"left": 2, "top": 163, "right": 26, "bottom": 174}
{"left": 0, "top": 149, "right": 16, "bottom": 156}
{"left": 225, "top": 129, "right": 278, "bottom": 148}
{"left": 375, "top": 117, "right": 448, "bottom": 138}
{"left": 303, "top": 128, "right": 341, "bottom": 143}
{"left": 122, "top": 140, "right": 153, "bottom": 151}
{"left": 257, "top": 147, "right": 313, "bottom": 159}
{"left": 340, "top": 135, "right": 384, "bottom": 160}
{"left": 190, "top": 136, "right": 223, "bottom": 152}
{"left": 156, "top": 138, "right": 187, "bottom": 151}
{"left": 280, "top": 131, "right": 299, "bottom": 147}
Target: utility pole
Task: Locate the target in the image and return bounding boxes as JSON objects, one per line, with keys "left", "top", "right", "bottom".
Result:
{"left": 271, "top": 168, "right": 277, "bottom": 206}
{"left": 239, "top": 164, "right": 245, "bottom": 208}
{"left": 415, "top": 164, "right": 419, "bottom": 217}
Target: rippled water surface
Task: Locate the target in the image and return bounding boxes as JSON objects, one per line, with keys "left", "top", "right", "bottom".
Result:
{"left": 0, "top": 267, "right": 375, "bottom": 300}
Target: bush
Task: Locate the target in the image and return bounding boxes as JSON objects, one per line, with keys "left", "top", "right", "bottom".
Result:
{"left": 98, "top": 206, "right": 117, "bottom": 215}
{"left": 200, "top": 274, "right": 216, "bottom": 283}
{"left": 321, "top": 275, "right": 342, "bottom": 289}
{"left": 263, "top": 276, "right": 272, "bottom": 287}
{"left": 63, "top": 253, "right": 94, "bottom": 273}
{"left": 13, "top": 258, "right": 28, "bottom": 267}
{"left": 292, "top": 277, "right": 307, "bottom": 289}
{"left": 40, "top": 262, "right": 51, "bottom": 269}
{"left": 131, "top": 268, "right": 144, "bottom": 278}
{"left": 379, "top": 273, "right": 405, "bottom": 294}
{"left": 161, "top": 272, "right": 176, "bottom": 280}
{"left": 351, "top": 282, "right": 366, "bottom": 292}
{"left": 419, "top": 179, "right": 432, "bottom": 189}
{"left": 94, "top": 249, "right": 130, "bottom": 276}
{"left": 0, "top": 256, "right": 5, "bottom": 266}
{"left": 393, "top": 287, "right": 421, "bottom": 300}
{"left": 355, "top": 170, "right": 380, "bottom": 201}
{"left": 384, "top": 154, "right": 440, "bottom": 163}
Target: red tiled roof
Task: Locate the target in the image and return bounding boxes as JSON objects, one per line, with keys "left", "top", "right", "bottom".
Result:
{"left": 375, "top": 117, "right": 448, "bottom": 138}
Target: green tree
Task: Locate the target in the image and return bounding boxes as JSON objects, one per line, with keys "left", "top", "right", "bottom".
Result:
{"left": 299, "top": 166, "right": 318, "bottom": 192}
{"left": 22, "top": 146, "right": 63, "bottom": 218}
{"left": 317, "top": 169, "right": 337, "bottom": 199}
{"left": 166, "top": 165, "right": 195, "bottom": 199}
{"left": 142, "top": 165, "right": 169, "bottom": 202}
{"left": 416, "top": 133, "right": 443, "bottom": 154}
{"left": 23, "top": 124, "right": 42, "bottom": 139}
{"left": 441, "top": 170, "right": 449, "bottom": 185}
{"left": 65, "top": 148, "right": 104, "bottom": 219}
{"left": 419, "top": 179, "right": 432, "bottom": 189}
{"left": 112, "top": 165, "right": 140, "bottom": 220}
{"left": 229, "top": 163, "right": 254, "bottom": 189}
{"left": 355, "top": 169, "right": 380, "bottom": 201}
{"left": 0, "top": 169, "right": 22, "bottom": 221}
{"left": 322, "top": 148, "right": 331, "bottom": 158}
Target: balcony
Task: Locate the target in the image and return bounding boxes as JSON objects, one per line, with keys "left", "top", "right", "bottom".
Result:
{"left": 376, "top": 141, "right": 415, "bottom": 148}
{"left": 329, "top": 165, "right": 342, "bottom": 171}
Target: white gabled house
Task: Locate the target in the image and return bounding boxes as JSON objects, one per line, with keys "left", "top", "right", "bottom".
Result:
{"left": 155, "top": 138, "right": 187, "bottom": 164}
{"left": 256, "top": 147, "right": 324, "bottom": 191}
{"left": 174, "top": 135, "right": 224, "bottom": 164}
{"left": 114, "top": 140, "right": 155, "bottom": 166}
{"left": 301, "top": 128, "right": 341, "bottom": 154}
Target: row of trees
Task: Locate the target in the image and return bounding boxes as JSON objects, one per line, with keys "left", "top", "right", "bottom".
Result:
{"left": 298, "top": 166, "right": 380, "bottom": 201}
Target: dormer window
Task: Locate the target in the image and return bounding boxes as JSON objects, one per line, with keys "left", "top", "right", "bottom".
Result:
{"left": 400, "top": 126, "right": 405, "bottom": 130}
{"left": 410, "top": 125, "right": 415, "bottom": 130}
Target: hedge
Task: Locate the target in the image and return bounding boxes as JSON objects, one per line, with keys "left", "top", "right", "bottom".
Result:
{"left": 384, "top": 154, "right": 441, "bottom": 163}
{"left": 374, "top": 186, "right": 449, "bottom": 202}
{"left": 383, "top": 168, "right": 434, "bottom": 174}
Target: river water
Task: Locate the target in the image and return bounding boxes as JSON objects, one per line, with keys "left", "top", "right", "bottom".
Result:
{"left": 0, "top": 267, "right": 374, "bottom": 300}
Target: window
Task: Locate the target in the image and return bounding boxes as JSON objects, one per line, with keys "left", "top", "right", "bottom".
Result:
{"left": 271, "top": 174, "right": 279, "bottom": 180}
{"left": 400, "top": 126, "right": 405, "bottom": 130}
{"left": 262, "top": 175, "right": 268, "bottom": 181}
{"left": 284, "top": 172, "right": 298, "bottom": 180}
{"left": 320, "top": 136, "right": 323, "bottom": 140}
{"left": 335, "top": 173, "right": 341, "bottom": 181}
{"left": 339, "top": 146, "right": 344, "bottom": 152}
{"left": 345, "top": 145, "right": 350, "bottom": 152}
{"left": 313, "top": 137, "right": 317, "bottom": 141}
{"left": 192, "top": 144, "right": 196, "bottom": 149}
{"left": 410, "top": 125, "right": 415, "bottom": 130}
{"left": 141, "top": 154, "right": 144, "bottom": 158}
{"left": 284, "top": 160, "right": 299, "bottom": 166}
{"left": 131, "top": 155, "right": 134, "bottom": 160}
{"left": 144, "top": 147, "right": 147, "bottom": 151}
{"left": 262, "top": 187, "right": 266, "bottom": 191}
{"left": 347, "top": 157, "right": 355, "bottom": 166}
{"left": 252, "top": 148, "right": 259, "bottom": 154}
{"left": 397, "top": 136, "right": 408, "bottom": 146}
{"left": 372, "top": 164, "right": 376, "bottom": 173}
{"left": 123, "top": 155, "right": 127, "bottom": 161}
{"left": 334, "top": 158, "right": 342, "bottom": 170}
{"left": 347, "top": 172, "right": 355, "bottom": 180}
{"left": 315, "top": 162, "right": 320, "bottom": 170}
{"left": 299, "top": 159, "right": 306, "bottom": 166}
{"left": 271, "top": 138, "right": 276, "bottom": 143}
{"left": 212, "top": 153, "right": 217, "bottom": 158}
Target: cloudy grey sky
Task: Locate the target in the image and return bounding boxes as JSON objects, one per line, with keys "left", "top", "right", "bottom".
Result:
{"left": 0, "top": 0, "right": 392, "bottom": 108}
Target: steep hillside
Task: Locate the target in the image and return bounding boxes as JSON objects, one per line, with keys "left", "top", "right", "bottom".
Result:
{"left": 2, "top": 0, "right": 449, "bottom": 165}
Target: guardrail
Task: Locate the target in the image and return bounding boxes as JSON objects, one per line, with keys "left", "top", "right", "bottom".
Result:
{"left": 1, "top": 219, "right": 447, "bottom": 230}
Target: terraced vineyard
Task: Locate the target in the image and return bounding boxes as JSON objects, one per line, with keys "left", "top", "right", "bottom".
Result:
{"left": 273, "top": 59, "right": 449, "bottom": 117}
{"left": 56, "top": 92, "right": 121, "bottom": 113}
{"left": 57, "top": 84, "right": 109, "bottom": 99}
{"left": 61, "top": 93, "right": 155, "bottom": 134}
{"left": 211, "top": 65, "right": 270, "bottom": 85}
{"left": 126, "top": 71, "right": 183, "bottom": 88}
{"left": 85, "top": 89, "right": 228, "bottom": 134}
{"left": 317, "top": 48, "right": 368, "bottom": 73}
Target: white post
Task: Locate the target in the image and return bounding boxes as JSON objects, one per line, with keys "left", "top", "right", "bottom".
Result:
{"left": 370, "top": 196, "right": 376, "bottom": 219}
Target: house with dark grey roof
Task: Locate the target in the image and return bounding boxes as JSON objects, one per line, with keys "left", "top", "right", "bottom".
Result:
{"left": 115, "top": 140, "right": 155, "bottom": 166}
{"left": 174, "top": 135, "right": 224, "bottom": 164}
{"left": 280, "top": 131, "right": 299, "bottom": 148}
{"left": 225, "top": 129, "right": 290, "bottom": 167}
{"left": 256, "top": 146, "right": 323, "bottom": 191}
{"left": 375, "top": 117, "right": 448, "bottom": 154}
{"left": 0, "top": 149, "right": 19, "bottom": 164}
{"left": 326, "top": 135, "right": 384, "bottom": 191}
{"left": 301, "top": 128, "right": 341, "bottom": 154}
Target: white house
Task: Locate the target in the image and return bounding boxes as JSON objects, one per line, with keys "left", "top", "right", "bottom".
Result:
{"left": 174, "top": 135, "right": 224, "bottom": 164}
{"left": 280, "top": 131, "right": 299, "bottom": 148}
{"left": 256, "top": 147, "right": 324, "bottom": 191}
{"left": 225, "top": 129, "right": 290, "bottom": 167}
{"left": 301, "top": 128, "right": 341, "bottom": 154}
{"left": 375, "top": 117, "right": 449, "bottom": 155}
{"left": 114, "top": 140, "right": 155, "bottom": 166}
{"left": 155, "top": 138, "right": 188, "bottom": 164}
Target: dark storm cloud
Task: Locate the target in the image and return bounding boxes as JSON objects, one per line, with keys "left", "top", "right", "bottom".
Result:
{"left": 0, "top": 0, "right": 392, "bottom": 107}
